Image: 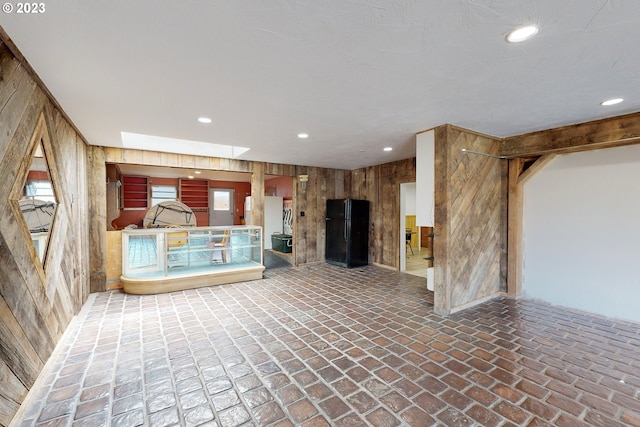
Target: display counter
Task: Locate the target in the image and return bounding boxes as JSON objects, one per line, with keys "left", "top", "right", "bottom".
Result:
{"left": 121, "top": 225, "right": 264, "bottom": 294}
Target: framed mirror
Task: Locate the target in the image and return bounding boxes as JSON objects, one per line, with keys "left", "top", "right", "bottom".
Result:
{"left": 19, "top": 139, "right": 58, "bottom": 263}
{"left": 9, "top": 114, "right": 60, "bottom": 269}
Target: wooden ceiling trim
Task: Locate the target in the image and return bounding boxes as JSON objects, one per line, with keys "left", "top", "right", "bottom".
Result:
{"left": 502, "top": 111, "right": 640, "bottom": 158}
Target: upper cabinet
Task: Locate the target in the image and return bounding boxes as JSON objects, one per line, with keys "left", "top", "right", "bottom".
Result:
{"left": 122, "top": 175, "right": 149, "bottom": 210}
{"left": 179, "top": 178, "right": 209, "bottom": 211}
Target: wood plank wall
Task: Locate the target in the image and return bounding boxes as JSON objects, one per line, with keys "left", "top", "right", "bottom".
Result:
{"left": 293, "top": 166, "right": 347, "bottom": 265}
{"left": 348, "top": 158, "right": 416, "bottom": 269}
{"left": 0, "top": 42, "right": 90, "bottom": 426}
{"left": 434, "top": 125, "right": 506, "bottom": 315}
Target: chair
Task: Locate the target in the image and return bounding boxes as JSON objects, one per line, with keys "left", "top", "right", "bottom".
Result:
{"left": 208, "top": 230, "right": 230, "bottom": 264}
{"left": 405, "top": 228, "right": 414, "bottom": 256}
{"left": 165, "top": 224, "right": 188, "bottom": 248}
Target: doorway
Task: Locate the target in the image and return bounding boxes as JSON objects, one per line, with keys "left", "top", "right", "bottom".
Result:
{"left": 210, "top": 188, "right": 235, "bottom": 226}
{"left": 400, "top": 182, "right": 429, "bottom": 278}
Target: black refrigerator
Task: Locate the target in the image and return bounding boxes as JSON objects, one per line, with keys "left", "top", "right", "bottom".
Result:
{"left": 325, "top": 199, "right": 370, "bottom": 268}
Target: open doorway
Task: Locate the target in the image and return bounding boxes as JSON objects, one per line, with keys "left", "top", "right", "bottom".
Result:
{"left": 400, "top": 182, "right": 429, "bottom": 278}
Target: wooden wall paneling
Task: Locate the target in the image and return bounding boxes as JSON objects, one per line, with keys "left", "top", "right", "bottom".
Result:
{"left": 381, "top": 164, "right": 397, "bottom": 267}
{"left": 0, "top": 356, "right": 24, "bottom": 426}
{"left": 499, "top": 160, "right": 509, "bottom": 292}
{"left": 434, "top": 125, "right": 453, "bottom": 315}
{"left": 433, "top": 125, "right": 505, "bottom": 315}
{"left": 0, "top": 39, "right": 91, "bottom": 425}
{"left": 307, "top": 168, "right": 320, "bottom": 262}
{"left": 0, "top": 44, "right": 33, "bottom": 161}
{"left": 88, "top": 146, "right": 107, "bottom": 293}
{"left": 250, "top": 162, "right": 265, "bottom": 249}
{"left": 294, "top": 166, "right": 308, "bottom": 265}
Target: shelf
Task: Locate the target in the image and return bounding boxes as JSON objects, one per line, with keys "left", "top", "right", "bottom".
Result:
{"left": 179, "top": 178, "right": 209, "bottom": 210}
{"left": 122, "top": 175, "right": 149, "bottom": 210}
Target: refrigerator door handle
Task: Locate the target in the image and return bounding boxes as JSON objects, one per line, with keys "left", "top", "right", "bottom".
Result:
{"left": 344, "top": 222, "right": 347, "bottom": 242}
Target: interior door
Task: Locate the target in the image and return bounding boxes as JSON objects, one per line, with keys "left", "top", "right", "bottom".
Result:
{"left": 209, "top": 188, "right": 235, "bottom": 226}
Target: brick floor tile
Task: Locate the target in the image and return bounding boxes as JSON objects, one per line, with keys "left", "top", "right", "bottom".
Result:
{"left": 493, "top": 400, "right": 530, "bottom": 424}
{"left": 288, "top": 398, "right": 318, "bottom": 423}
{"left": 306, "top": 383, "right": 333, "bottom": 401}
{"left": 335, "top": 413, "right": 368, "bottom": 426}
{"left": 347, "top": 391, "right": 377, "bottom": 413}
{"left": 253, "top": 401, "right": 287, "bottom": 425}
{"left": 546, "top": 391, "right": 585, "bottom": 417}
{"left": 318, "top": 396, "right": 350, "bottom": 419}
{"left": 440, "top": 389, "right": 473, "bottom": 410}
{"left": 490, "top": 383, "right": 523, "bottom": 403}
{"left": 520, "top": 397, "right": 558, "bottom": 420}
{"left": 515, "top": 379, "right": 549, "bottom": 399}
{"left": 465, "top": 404, "right": 503, "bottom": 427}
{"left": 437, "top": 406, "right": 474, "bottom": 427}
{"left": 11, "top": 265, "right": 640, "bottom": 427}
{"left": 365, "top": 407, "right": 401, "bottom": 426}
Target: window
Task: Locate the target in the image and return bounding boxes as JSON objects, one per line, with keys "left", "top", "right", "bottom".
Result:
{"left": 25, "top": 180, "right": 55, "bottom": 203}
{"left": 213, "top": 191, "right": 230, "bottom": 211}
{"left": 151, "top": 185, "right": 177, "bottom": 206}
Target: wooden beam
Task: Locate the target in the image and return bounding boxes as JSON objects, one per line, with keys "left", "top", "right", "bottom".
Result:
{"left": 507, "top": 154, "right": 557, "bottom": 297}
{"left": 507, "top": 158, "right": 525, "bottom": 298}
{"left": 502, "top": 112, "right": 640, "bottom": 157}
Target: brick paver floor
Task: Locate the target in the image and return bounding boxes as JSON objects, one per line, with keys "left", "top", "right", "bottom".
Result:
{"left": 13, "top": 264, "right": 640, "bottom": 426}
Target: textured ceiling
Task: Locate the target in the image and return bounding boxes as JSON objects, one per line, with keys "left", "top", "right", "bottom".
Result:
{"left": 1, "top": 1, "right": 639, "bottom": 169}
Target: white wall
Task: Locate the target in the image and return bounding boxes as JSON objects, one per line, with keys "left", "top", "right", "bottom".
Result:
{"left": 405, "top": 183, "right": 416, "bottom": 215}
{"left": 523, "top": 145, "right": 640, "bottom": 323}
{"left": 416, "top": 130, "right": 434, "bottom": 227}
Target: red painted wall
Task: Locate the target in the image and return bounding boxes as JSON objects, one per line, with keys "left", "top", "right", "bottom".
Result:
{"left": 210, "top": 181, "right": 251, "bottom": 224}
{"left": 111, "top": 176, "right": 252, "bottom": 229}
{"left": 265, "top": 176, "right": 293, "bottom": 199}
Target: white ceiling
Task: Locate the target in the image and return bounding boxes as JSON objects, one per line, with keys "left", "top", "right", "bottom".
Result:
{"left": 2, "top": 1, "right": 639, "bottom": 170}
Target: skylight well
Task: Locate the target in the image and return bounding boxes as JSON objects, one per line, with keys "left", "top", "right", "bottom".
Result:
{"left": 121, "top": 132, "right": 250, "bottom": 159}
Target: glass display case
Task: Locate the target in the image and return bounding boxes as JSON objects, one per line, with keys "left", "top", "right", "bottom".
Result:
{"left": 121, "top": 225, "right": 264, "bottom": 294}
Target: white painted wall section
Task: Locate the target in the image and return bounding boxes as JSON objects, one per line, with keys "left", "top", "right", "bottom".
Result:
{"left": 523, "top": 145, "right": 640, "bottom": 323}
{"left": 416, "top": 130, "right": 435, "bottom": 227}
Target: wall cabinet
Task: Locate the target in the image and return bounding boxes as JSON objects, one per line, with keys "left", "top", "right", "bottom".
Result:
{"left": 179, "top": 178, "right": 209, "bottom": 210}
{"left": 121, "top": 175, "right": 149, "bottom": 210}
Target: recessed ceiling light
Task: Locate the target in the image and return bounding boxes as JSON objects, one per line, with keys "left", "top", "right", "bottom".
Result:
{"left": 384, "top": 147, "right": 393, "bottom": 152}
{"left": 600, "top": 98, "right": 624, "bottom": 106}
{"left": 198, "top": 117, "right": 212, "bottom": 124}
{"left": 187, "top": 175, "right": 194, "bottom": 179}
{"left": 298, "top": 133, "right": 309, "bottom": 139}
{"left": 194, "top": 170, "right": 201, "bottom": 174}
{"left": 506, "top": 24, "right": 539, "bottom": 43}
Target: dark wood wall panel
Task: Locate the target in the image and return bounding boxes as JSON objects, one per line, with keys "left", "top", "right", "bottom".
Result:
{"left": 293, "top": 166, "right": 347, "bottom": 265}
{"left": 349, "top": 159, "right": 416, "bottom": 268}
{"left": 0, "top": 42, "right": 90, "bottom": 426}
{"left": 434, "top": 125, "right": 505, "bottom": 315}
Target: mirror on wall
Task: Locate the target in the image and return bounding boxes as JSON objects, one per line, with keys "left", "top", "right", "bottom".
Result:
{"left": 18, "top": 139, "right": 58, "bottom": 263}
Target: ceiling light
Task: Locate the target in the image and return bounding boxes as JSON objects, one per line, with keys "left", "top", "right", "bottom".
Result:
{"left": 506, "top": 24, "right": 539, "bottom": 43}
{"left": 197, "top": 117, "right": 212, "bottom": 124}
{"left": 187, "top": 175, "right": 194, "bottom": 179}
{"left": 600, "top": 98, "right": 623, "bottom": 106}
{"left": 384, "top": 147, "right": 393, "bottom": 152}
{"left": 298, "top": 133, "right": 309, "bottom": 139}
{"left": 194, "top": 170, "right": 201, "bottom": 174}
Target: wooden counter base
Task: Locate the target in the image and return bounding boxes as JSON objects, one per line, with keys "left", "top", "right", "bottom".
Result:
{"left": 121, "top": 264, "right": 265, "bottom": 295}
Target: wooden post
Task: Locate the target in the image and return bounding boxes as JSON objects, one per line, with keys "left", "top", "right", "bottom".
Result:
{"left": 507, "top": 158, "right": 524, "bottom": 298}
{"left": 88, "top": 146, "right": 107, "bottom": 293}
{"left": 507, "top": 154, "right": 558, "bottom": 298}
{"left": 433, "top": 125, "right": 451, "bottom": 316}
